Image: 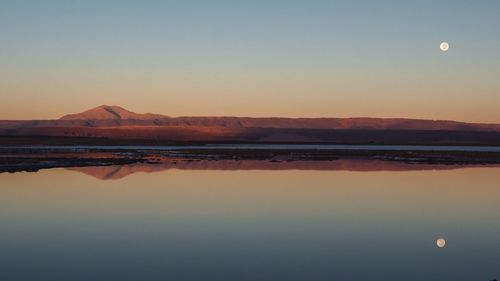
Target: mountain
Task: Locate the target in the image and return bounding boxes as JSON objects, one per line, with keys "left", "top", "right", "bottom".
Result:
{"left": 50, "top": 105, "right": 500, "bottom": 131}
{"left": 1, "top": 105, "right": 500, "bottom": 145}
{"left": 60, "top": 105, "right": 167, "bottom": 121}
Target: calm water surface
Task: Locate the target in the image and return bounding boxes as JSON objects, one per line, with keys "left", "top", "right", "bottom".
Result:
{"left": 0, "top": 164, "right": 499, "bottom": 281}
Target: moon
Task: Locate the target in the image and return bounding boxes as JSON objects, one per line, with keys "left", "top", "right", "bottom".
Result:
{"left": 440, "top": 42, "right": 449, "bottom": 52}
{"left": 436, "top": 238, "right": 446, "bottom": 248}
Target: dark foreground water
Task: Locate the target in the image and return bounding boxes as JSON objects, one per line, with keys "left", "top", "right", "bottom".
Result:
{"left": 0, "top": 164, "right": 499, "bottom": 281}
{"left": 5, "top": 144, "right": 500, "bottom": 152}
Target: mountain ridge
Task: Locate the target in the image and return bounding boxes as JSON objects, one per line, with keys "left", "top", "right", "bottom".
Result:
{"left": 60, "top": 105, "right": 167, "bottom": 121}
{"left": 0, "top": 105, "right": 499, "bottom": 132}
{"left": 1, "top": 105, "right": 500, "bottom": 145}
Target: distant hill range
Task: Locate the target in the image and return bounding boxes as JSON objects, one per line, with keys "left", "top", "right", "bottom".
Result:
{"left": 1, "top": 105, "right": 500, "bottom": 145}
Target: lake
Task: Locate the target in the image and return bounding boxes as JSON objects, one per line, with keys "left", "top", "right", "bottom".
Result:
{"left": 0, "top": 163, "right": 499, "bottom": 281}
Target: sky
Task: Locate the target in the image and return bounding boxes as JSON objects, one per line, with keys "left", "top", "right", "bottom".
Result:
{"left": 1, "top": 0, "right": 499, "bottom": 122}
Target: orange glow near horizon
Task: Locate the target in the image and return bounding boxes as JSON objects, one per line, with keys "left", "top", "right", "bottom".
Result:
{"left": 1, "top": 64, "right": 499, "bottom": 122}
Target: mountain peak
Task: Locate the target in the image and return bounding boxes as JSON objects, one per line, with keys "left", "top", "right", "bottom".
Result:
{"left": 59, "top": 105, "right": 166, "bottom": 120}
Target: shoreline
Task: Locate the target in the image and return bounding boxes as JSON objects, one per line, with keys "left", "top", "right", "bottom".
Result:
{"left": 2, "top": 145, "right": 500, "bottom": 174}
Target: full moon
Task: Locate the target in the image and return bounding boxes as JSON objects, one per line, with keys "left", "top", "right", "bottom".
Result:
{"left": 440, "top": 42, "right": 449, "bottom": 52}
{"left": 436, "top": 238, "right": 446, "bottom": 248}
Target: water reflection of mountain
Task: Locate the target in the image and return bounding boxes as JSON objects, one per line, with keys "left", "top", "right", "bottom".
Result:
{"left": 66, "top": 159, "right": 497, "bottom": 180}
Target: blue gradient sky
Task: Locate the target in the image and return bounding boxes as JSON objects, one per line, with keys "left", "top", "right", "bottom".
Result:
{"left": 1, "top": 0, "right": 499, "bottom": 122}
